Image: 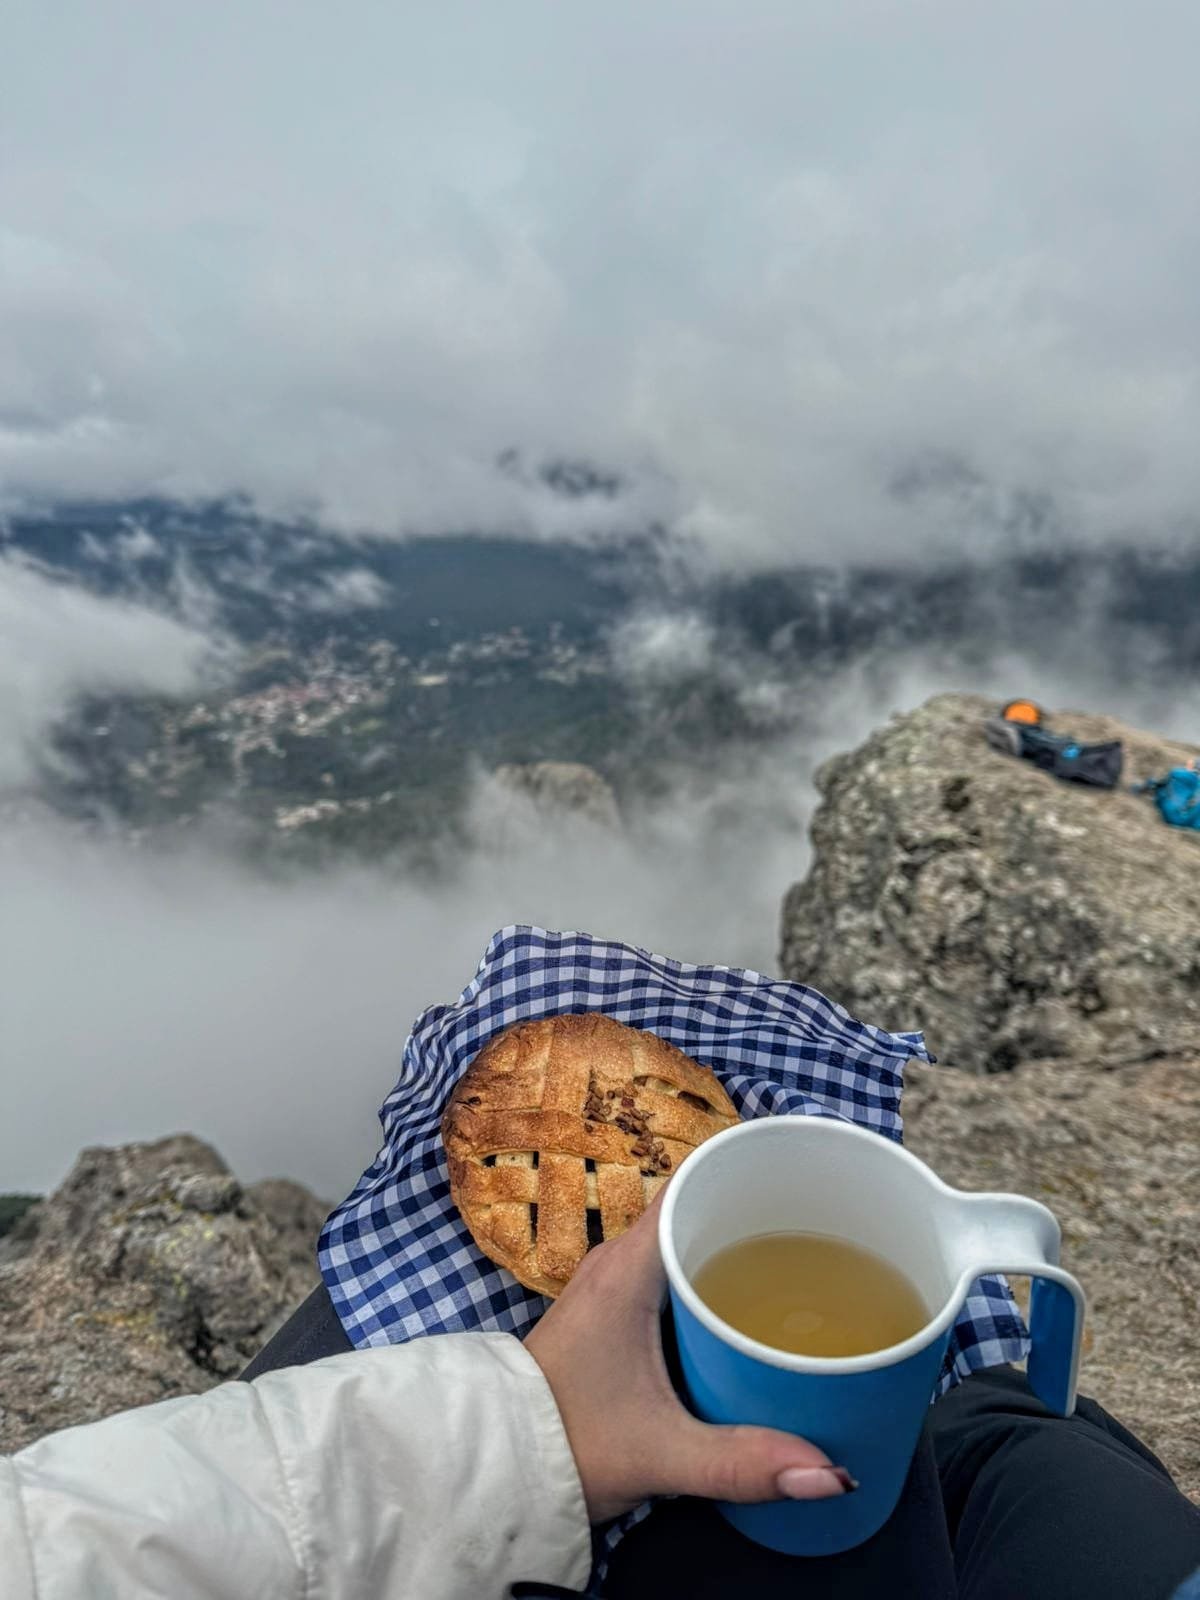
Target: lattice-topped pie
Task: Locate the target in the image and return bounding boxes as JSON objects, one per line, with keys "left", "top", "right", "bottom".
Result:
{"left": 442, "top": 1012, "right": 739, "bottom": 1296}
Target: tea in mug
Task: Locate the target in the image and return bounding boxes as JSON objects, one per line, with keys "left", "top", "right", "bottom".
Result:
{"left": 692, "top": 1230, "right": 929, "bottom": 1357}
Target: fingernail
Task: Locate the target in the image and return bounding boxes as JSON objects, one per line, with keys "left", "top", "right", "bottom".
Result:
{"left": 776, "top": 1465, "right": 859, "bottom": 1499}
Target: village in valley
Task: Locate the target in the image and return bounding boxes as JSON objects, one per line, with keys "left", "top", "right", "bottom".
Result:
{"left": 36, "top": 621, "right": 620, "bottom": 860}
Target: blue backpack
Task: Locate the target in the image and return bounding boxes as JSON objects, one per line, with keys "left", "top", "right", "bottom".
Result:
{"left": 1146, "top": 767, "right": 1200, "bottom": 830}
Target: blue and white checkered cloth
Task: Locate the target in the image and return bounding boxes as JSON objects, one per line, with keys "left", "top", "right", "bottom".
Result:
{"left": 319, "top": 926, "right": 1028, "bottom": 1585}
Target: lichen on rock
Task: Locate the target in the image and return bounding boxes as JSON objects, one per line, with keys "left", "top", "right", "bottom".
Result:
{"left": 780, "top": 692, "right": 1200, "bottom": 1072}
{"left": 0, "top": 1135, "right": 327, "bottom": 1452}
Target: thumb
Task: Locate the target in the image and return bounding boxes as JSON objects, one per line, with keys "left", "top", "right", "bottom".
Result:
{"left": 659, "top": 1417, "right": 856, "bottom": 1504}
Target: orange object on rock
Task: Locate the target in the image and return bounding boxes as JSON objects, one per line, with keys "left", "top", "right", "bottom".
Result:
{"left": 1001, "top": 698, "right": 1044, "bottom": 726}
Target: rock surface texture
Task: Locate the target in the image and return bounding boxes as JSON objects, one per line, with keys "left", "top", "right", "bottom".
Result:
{"left": 781, "top": 692, "right": 1200, "bottom": 1072}
{"left": 491, "top": 760, "right": 621, "bottom": 829}
{"left": 3, "top": 698, "right": 1196, "bottom": 1518}
{"left": 904, "top": 1054, "right": 1199, "bottom": 1501}
{"left": 784, "top": 693, "right": 1199, "bottom": 1502}
{"left": 0, "top": 1136, "right": 326, "bottom": 1452}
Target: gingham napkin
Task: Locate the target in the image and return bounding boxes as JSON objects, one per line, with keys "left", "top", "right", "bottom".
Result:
{"left": 319, "top": 926, "right": 1027, "bottom": 1587}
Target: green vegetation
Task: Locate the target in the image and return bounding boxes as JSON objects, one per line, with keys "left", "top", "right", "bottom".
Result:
{"left": 36, "top": 577, "right": 795, "bottom": 864}
{"left": 0, "top": 1195, "right": 39, "bottom": 1240}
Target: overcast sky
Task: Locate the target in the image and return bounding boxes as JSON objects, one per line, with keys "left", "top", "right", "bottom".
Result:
{"left": 6, "top": 2, "right": 1200, "bottom": 1197}
{"left": 4, "top": 0, "right": 1200, "bottom": 564}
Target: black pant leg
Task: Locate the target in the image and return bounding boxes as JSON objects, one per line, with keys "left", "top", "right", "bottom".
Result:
{"left": 929, "top": 1365, "right": 1200, "bottom": 1600}
{"left": 601, "top": 1425, "right": 955, "bottom": 1598}
{"left": 604, "top": 1304, "right": 955, "bottom": 1598}
{"left": 239, "top": 1282, "right": 353, "bottom": 1381}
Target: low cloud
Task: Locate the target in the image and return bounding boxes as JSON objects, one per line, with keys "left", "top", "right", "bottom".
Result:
{"left": 611, "top": 608, "right": 795, "bottom": 729}
{"left": 0, "top": 786, "right": 807, "bottom": 1199}
{"left": 2, "top": 3, "right": 1200, "bottom": 564}
{"left": 0, "top": 555, "right": 220, "bottom": 787}
{"left": 303, "top": 568, "right": 389, "bottom": 614}
{"left": 5, "top": 618, "right": 1196, "bottom": 1200}
{"left": 611, "top": 612, "right": 719, "bottom": 687}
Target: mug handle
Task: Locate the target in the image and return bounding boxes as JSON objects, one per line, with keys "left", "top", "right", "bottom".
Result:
{"left": 969, "top": 1259, "right": 1084, "bottom": 1415}
{"left": 1025, "top": 1265, "right": 1085, "bottom": 1415}
{"left": 961, "top": 1195, "right": 1086, "bottom": 1416}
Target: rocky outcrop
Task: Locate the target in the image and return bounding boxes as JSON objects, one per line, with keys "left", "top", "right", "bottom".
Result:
{"left": 781, "top": 692, "right": 1200, "bottom": 1501}
{"left": 491, "top": 761, "right": 621, "bottom": 829}
{"left": 903, "top": 1052, "right": 1200, "bottom": 1501}
{"left": 781, "top": 693, "right": 1200, "bottom": 1072}
{"left": 0, "top": 1136, "right": 326, "bottom": 1453}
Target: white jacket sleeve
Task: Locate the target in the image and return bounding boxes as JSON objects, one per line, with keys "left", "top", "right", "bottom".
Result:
{"left": 0, "top": 1332, "right": 592, "bottom": 1600}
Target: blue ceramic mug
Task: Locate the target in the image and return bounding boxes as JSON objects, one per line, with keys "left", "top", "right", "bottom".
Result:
{"left": 658, "top": 1115, "right": 1085, "bottom": 1556}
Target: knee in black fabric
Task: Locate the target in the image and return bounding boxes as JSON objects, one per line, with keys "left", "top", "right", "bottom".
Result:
{"left": 931, "top": 1365, "right": 1175, "bottom": 1485}
{"left": 934, "top": 1372, "right": 1200, "bottom": 1600}
{"left": 240, "top": 1284, "right": 353, "bottom": 1381}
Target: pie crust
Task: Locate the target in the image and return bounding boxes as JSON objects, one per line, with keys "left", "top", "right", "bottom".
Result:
{"left": 442, "top": 1012, "right": 739, "bottom": 1296}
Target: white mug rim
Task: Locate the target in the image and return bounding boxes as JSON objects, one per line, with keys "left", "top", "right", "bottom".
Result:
{"left": 658, "top": 1115, "right": 1000, "bottom": 1375}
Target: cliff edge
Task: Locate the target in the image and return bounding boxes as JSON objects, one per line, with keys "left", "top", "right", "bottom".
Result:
{"left": 0, "top": 1136, "right": 326, "bottom": 1453}
{"left": 781, "top": 692, "right": 1200, "bottom": 1072}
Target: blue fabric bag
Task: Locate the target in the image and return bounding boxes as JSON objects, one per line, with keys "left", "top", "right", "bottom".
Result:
{"left": 1153, "top": 767, "right": 1200, "bottom": 830}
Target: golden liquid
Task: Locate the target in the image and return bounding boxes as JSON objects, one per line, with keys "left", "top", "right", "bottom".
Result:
{"left": 692, "top": 1231, "right": 929, "bottom": 1358}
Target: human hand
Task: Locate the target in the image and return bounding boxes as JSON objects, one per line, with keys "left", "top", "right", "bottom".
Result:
{"left": 524, "top": 1188, "right": 855, "bottom": 1523}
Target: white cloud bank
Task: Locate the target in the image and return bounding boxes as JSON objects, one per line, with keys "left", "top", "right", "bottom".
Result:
{"left": 4, "top": 0, "right": 1200, "bottom": 1199}
{"left": 0, "top": 555, "right": 217, "bottom": 786}
{"left": 0, "top": 778, "right": 814, "bottom": 1199}
{"left": 2, "top": 1, "right": 1200, "bottom": 563}
{"left": 5, "top": 625, "right": 1196, "bottom": 1199}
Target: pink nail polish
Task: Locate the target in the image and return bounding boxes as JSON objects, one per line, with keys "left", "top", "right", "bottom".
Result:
{"left": 776, "top": 1465, "right": 858, "bottom": 1499}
